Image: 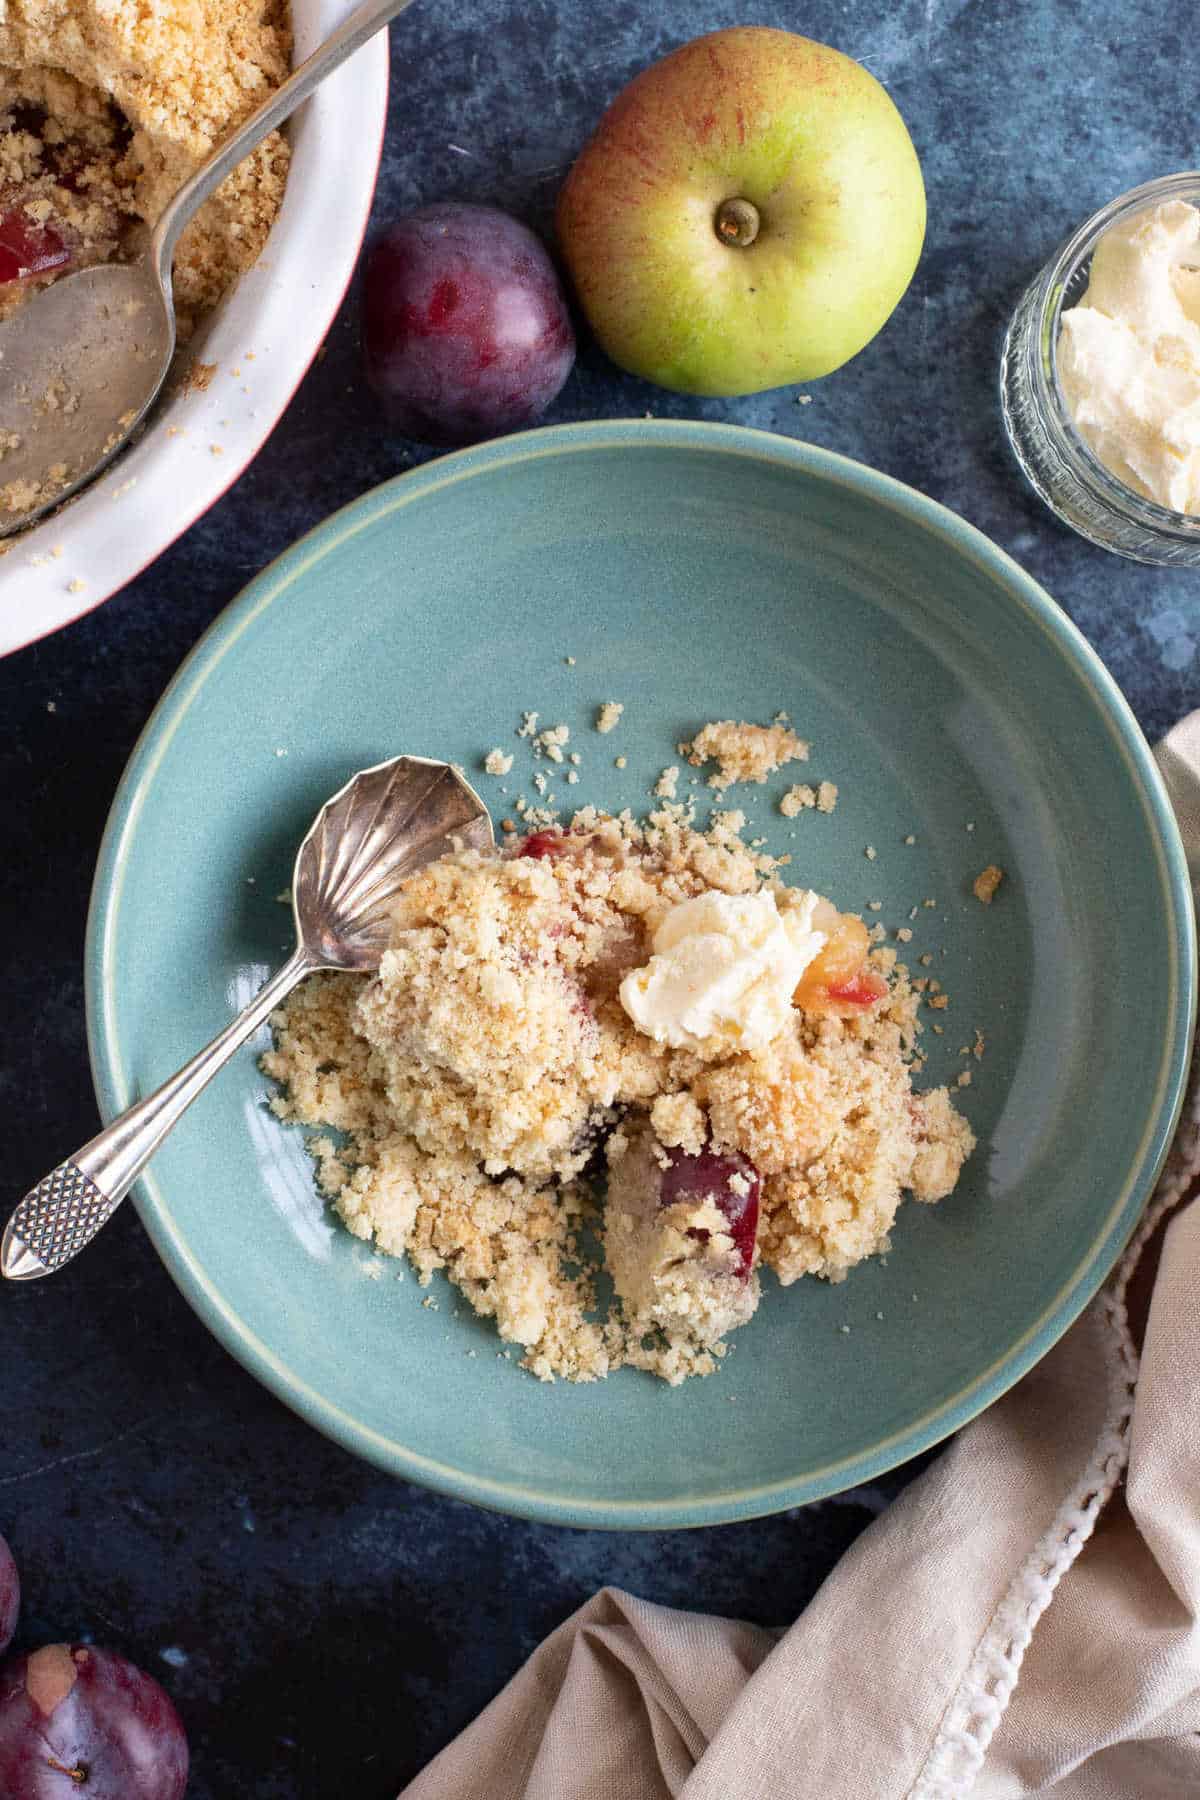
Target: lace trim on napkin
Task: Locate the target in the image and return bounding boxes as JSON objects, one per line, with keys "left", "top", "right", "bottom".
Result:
{"left": 907, "top": 1062, "right": 1200, "bottom": 1800}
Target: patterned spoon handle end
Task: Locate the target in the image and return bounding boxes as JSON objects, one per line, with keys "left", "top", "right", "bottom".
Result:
{"left": 2, "top": 1162, "right": 117, "bottom": 1281}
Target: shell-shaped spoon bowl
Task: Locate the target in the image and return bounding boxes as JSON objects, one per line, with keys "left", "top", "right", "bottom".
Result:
{"left": 295, "top": 755, "right": 494, "bottom": 970}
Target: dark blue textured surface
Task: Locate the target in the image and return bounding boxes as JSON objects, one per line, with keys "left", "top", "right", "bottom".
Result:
{"left": 2, "top": 3, "right": 1197, "bottom": 1794}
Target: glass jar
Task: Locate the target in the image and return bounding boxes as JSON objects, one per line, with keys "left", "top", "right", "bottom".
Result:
{"left": 1000, "top": 172, "right": 1200, "bottom": 566}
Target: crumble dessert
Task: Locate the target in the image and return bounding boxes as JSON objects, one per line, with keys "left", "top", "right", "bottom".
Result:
{"left": 0, "top": 0, "right": 291, "bottom": 333}
{"left": 264, "top": 804, "right": 975, "bottom": 1384}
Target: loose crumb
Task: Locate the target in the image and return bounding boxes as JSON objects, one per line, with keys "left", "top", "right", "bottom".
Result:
{"left": 817, "top": 782, "right": 838, "bottom": 814}
{"left": 535, "top": 725, "right": 570, "bottom": 763}
{"left": 483, "top": 749, "right": 513, "bottom": 777}
{"left": 653, "top": 767, "right": 680, "bottom": 800}
{"left": 596, "top": 702, "right": 624, "bottom": 734}
{"left": 973, "top": 864, "right": 1005, "bottom": 905}
{"left": 681, "top": 719, "right": 809, "bottom": 791}
{"left": 780, "top": 785, "right": 816, "bottom": 818}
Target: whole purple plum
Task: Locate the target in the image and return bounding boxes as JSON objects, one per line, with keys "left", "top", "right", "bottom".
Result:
{"left": 362, "top": 202, "right": 575, "bottom": 446}
{"left": 0, "top": 1644, "right": 188, "bottom": 1798}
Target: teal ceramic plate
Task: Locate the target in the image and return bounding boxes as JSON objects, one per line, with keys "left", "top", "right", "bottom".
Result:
{"left": 87, "top": 422, "right": 1195, "bottom": 1529}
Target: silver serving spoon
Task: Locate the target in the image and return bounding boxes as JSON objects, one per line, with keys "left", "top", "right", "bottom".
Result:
{"left": 0, "top": 0, "right": 416, "bottom": 538}
{"left": 2, "top": 756, "right": 493, "bottom": 1280}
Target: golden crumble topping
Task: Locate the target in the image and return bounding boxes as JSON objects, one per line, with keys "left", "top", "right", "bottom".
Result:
{"left": 0, "top": 0, "right": 291, "bottom": 335}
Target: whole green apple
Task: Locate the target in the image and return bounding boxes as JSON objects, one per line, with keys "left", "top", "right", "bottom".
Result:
{"left": 556, "top": 27, "right": 926, "bottom": 396}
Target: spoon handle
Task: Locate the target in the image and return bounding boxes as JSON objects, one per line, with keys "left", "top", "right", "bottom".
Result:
{"left": 2, "top": 949, "right": 313, "bottom": 1281}
{"left": 152, "top": 0, "right": 418, "bottom": 280}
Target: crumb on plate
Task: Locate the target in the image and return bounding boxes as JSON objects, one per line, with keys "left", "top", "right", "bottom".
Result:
{"left": 973, "top": 864, "right": 1005, "bottom": 905}
{"left": 680, "top": 719, "right": 809, "bottom": 790}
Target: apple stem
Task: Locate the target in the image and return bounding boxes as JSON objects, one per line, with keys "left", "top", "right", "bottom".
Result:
{"left": 714, "top": 198, "right": 759, "bottom": 248}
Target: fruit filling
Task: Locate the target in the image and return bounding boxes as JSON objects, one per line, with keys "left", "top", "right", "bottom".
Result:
{"left": 264, "top": 804, "right": 975, "bottom": 1383}
{"left": 793, "top": 909, "right": 890, "bottom": 1016}
{"left": 0, "top": 204, "right": 70, "bottom": 284}
{"left": 606, "top": 1130, "right": 762, "bottom": 1344}
{"left": 662, "top": 1143, "right": 760, "bottom": 1279}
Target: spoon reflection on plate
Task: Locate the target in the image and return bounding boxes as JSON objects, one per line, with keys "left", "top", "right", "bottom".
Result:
{"left": 2, "top": 755, "right": 493, "bottom": 1280}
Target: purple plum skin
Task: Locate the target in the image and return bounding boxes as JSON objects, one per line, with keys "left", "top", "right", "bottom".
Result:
{"left": 0, "top": 1537, "right": 16, "bottom": 1657}
{"left": 660, "top": 1146, "right": 761, "bottom": 1278}
{"left": 361, "top": 202, "right": 576, "bottom": 446}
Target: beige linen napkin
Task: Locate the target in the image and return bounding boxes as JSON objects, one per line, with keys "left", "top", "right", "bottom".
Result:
{"left": 403, "top": 716, "right": 1200, "bottom": 1800}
